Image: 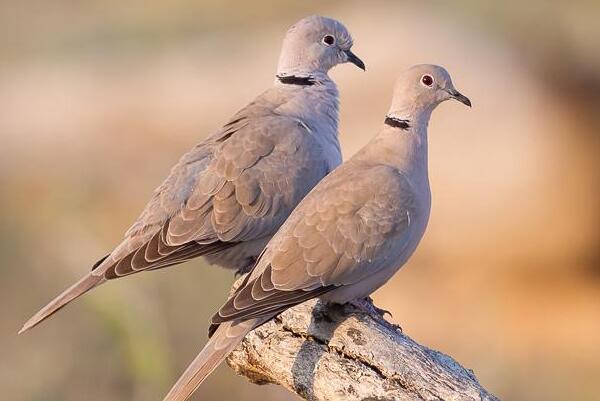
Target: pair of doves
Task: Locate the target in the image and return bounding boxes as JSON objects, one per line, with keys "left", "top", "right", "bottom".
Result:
{"left": 20, "top": 15, "right": 471, "bottom": 401}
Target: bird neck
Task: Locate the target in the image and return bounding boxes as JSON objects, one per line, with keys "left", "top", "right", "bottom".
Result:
{"left": 274, "top": 70, "right": 330, "bottom": 87}
{"left": 271, "top": 75, "right": 341, "bottom": 164}
{"left": 356, "top": 111, "right": 431, "bottom": 181}
{"left": 276, "top": 46, "right": 326, "bottom": 77}
{"left": 276, "top": 74, "right": 316, "bottom": 86}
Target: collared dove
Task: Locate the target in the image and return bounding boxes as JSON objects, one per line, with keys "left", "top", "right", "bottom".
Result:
{"left": 162, "top": 64, "right": 471, "bottom": 401}
{"left": 19, "top": 15, "right": 365, "bottom": 334}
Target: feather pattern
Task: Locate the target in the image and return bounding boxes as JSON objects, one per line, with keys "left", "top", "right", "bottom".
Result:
{"left": 20, "top": 73, "right": 342, "bottom": 333}
{"left": 210, "top": 163, "right": 415, "bottom": 328}
{"left": 158, "top": 63, "right": 469, "bottom": 401}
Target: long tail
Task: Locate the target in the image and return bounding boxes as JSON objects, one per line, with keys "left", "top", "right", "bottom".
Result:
{"left": 19, "top": 273, "right": 107, "bottom": 334}
{"left": 163, "top": 318, "right": 263, "bottom": 401}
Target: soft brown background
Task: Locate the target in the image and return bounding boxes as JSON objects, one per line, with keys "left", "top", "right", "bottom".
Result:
{"left": 2, "top": 1, "right": 599, "bottom": 400}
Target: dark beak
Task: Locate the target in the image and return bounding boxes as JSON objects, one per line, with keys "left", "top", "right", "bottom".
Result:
{"left": 448, "top": 89, "right": 471, "bottom": 107}
{"left": 344, "top": 49, "right": 366, "bottom": 71}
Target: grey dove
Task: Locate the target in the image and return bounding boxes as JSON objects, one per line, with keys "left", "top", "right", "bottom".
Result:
{"left": 19, "top": 15, "right": 365, "bottom": 334}
{"left": 162, "top": 64, "right": 471, "bottom": 401}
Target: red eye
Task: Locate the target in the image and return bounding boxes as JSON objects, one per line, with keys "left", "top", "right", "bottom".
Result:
{"left": 322, "top": 35, "right": 335, "bottom": 46}
{"left": 421, "top": 75, "right": 434, "bottom": 86}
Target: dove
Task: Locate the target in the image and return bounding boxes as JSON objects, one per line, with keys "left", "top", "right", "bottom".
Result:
{"left": 162, "top": 64, "right": 471, "bottom": 401}
{"left": 19, "top": 15, "right": 365, "bottom": 334}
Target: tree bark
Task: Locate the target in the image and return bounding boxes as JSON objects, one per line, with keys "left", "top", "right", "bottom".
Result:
{"left": 226, "top": 298, "right": 499, "bottom": 401}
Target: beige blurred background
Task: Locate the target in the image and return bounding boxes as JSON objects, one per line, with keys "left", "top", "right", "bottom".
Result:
{"left": 1, "top": 1, "right": 599, "bottom": 400}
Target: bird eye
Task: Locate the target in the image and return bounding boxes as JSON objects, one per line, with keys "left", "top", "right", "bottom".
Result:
{"left": 322, "top": 35, "right": 336, "bottom": 46}
{"left": 421, "top": 75, "right": 434, "bottom": 87}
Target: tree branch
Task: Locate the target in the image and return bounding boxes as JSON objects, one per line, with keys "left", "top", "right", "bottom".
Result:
{"left": 226, "top": 297, "right": 499, "bottom": 401}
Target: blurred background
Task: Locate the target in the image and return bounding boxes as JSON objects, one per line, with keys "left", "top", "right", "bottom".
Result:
{"left": 1, "top": 1, "right": 599, "bottom": 400}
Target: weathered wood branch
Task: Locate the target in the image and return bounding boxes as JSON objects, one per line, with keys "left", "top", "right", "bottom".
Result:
{"left": 226, "top": 297, "right": 499, "bottom": 401}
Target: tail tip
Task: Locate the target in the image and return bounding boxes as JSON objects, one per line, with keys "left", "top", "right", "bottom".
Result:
{"left": 18, "top": 321, "right": 33, "bottom": 335}
{"left": 19, "top": 310, "right": 47, "bottom": 334}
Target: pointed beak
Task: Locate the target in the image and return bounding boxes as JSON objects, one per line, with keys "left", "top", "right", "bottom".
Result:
{"left": 448, "top": 89, "right": 471, "bottom": 107}
{"left": 343, "top": 49, "right": 366, "bottom": 71}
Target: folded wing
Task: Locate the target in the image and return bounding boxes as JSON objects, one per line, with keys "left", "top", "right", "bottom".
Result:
{"left": 210, "top": 163, "right": 414, "bottom": 333}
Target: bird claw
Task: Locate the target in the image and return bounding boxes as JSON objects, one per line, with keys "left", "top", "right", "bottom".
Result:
{"left": 349, "top": 297, "right": 390, "bottom": 317}
{"left": 348, "top": 297, "right": 402, "bottom": 332}
{"left": 372, "top": 304, "right": 394, "bottom": 319}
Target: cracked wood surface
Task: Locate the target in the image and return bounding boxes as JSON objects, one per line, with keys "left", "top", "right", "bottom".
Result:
{"left": 226, "top": 298, "right": 499, "bottom": 401}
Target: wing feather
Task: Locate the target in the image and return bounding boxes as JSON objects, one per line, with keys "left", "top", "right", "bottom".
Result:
{"left": 96, "top": 94, "right": 335, "bottom": 276}
{"left": 210, "top": 164, "right": 415, "bottom": 325}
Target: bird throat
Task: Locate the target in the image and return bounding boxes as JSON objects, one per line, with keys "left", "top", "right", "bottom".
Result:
{"left": 276, "top": 74, "right": 316, "bottom": 86}
{"left": 384, "top": 116, "right": 411, "bottom": 130}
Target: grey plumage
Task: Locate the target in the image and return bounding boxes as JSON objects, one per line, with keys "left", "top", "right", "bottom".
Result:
{"left": 19, "top": 15, "right": 365, "bottom": 334}
{"left": 163, "top": 64, "right": 471, "bottom": 401}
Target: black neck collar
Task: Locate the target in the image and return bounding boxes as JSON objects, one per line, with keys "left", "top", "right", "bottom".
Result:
{"left": 276, "top": 74, "right": 316, "bottom": 86}
{"left": 384, "top": 116, "right": 411, "bottom": 130}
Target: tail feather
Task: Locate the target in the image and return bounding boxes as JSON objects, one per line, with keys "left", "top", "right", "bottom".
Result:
{"left": 19, "top": 273, "right": 106, "bottom": 334}
{"left": 163, "top": 318, "right": 262, "bottom": 401}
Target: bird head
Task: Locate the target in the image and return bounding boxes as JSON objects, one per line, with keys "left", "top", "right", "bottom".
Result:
{"left": 388, "top": 65, "right": 471, "bottom": 120}
{"left": 276, "top": 15, "right": 365, "bottom": 76}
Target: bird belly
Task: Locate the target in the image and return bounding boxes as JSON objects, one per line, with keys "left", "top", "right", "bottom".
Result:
{"left": 322, "top": 265, "right": 401, "bottom": 304}
{"left": 322, "top": 206, "right": 430, "bottom": 304}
